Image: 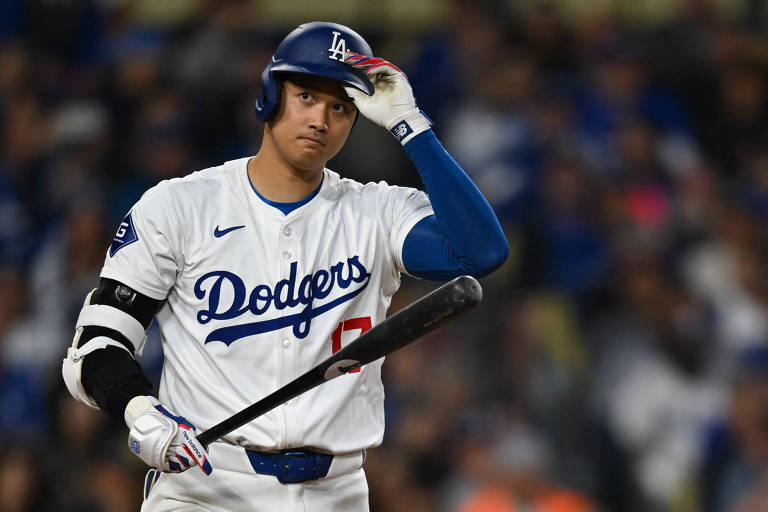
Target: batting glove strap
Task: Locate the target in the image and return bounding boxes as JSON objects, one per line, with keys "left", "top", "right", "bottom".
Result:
{"left": 124, "top": 394, "right": 159, "bottom": 428}
{"left": 388, "top": 109, "right": 432, "bottom": 145}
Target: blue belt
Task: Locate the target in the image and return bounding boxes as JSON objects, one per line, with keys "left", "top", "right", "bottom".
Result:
{"left": 245, "top": 449, "right": 334, "bottom": 484}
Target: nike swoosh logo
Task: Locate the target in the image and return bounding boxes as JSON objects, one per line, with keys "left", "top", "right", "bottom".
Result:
{"left": 271, "top": 55, "right": 281, "bottom": 63}
{"left": 214, "top": 225, "right": 245, "bottom": 238}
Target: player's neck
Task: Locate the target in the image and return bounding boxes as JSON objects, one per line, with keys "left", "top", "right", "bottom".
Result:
{"left": 248, "top": 147, "right": 324, "bottom": 203}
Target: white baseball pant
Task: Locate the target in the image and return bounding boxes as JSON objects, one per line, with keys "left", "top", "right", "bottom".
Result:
{"left": 141, "top": 442, "right": 369, "bottom": 511}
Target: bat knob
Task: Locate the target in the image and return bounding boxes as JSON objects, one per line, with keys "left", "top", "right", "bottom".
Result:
{"left": 452, "top": 275, "right": 483, "bottom": 306}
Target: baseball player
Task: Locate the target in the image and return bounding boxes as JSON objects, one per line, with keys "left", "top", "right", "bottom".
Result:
{"left": 62, "top": 22, "right": 508, "bottom": 511}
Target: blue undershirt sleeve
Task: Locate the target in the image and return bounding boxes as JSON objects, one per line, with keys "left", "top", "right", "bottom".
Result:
{"left": 401, "top": 130, "right": 509, "bottom": 280}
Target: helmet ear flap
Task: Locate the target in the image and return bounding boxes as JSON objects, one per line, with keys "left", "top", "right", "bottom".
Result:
{"left": 255, "top": 68, "right": 283, "bottom": 122}
{"left": 263, "top": 75, "right": 284, "bottom": 124}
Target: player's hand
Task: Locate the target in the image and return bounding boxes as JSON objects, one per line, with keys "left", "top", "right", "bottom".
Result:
{"left": 343, "top": 51, "right": 431, "bottom": 144}
{"left": 124, "top": 395, "right": 213, "bottom": 475}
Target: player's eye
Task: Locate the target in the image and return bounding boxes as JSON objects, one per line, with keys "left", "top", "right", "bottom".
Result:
{"left": 299, "top": 92, "right": 313, "bottom": 101}
{"left": 332, "top": 104, "right": 346, "bottom": 113}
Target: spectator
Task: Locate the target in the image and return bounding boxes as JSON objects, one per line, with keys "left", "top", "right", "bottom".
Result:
{"left": 456, "top": 421, "right": 597, "bottom": 512}
{"left": 703, "top": 348, "right": 768, "bottom": 512}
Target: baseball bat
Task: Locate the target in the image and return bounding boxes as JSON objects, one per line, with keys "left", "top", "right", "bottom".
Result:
{"left": 196, "top": 275, "right": 483, "bottom": 448}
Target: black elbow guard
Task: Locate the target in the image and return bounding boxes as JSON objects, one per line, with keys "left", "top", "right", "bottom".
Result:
{"left": 81, "top": 347, "right": 153, "bottom": 419}
{"left": 75, "top": 278, "right": 162, "bottom": 419}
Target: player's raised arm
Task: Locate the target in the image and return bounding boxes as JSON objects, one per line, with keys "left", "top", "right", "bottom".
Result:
{"left": 344, "top": 52, "right": 509, "bottom": 280}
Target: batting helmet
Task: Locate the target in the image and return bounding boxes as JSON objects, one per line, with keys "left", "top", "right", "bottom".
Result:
{"left": 254, "top": 22, "right": 375, "bottom": 122}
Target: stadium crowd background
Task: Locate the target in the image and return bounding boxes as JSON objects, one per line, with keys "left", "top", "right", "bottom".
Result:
{"left": 1, "top": 0, "right": 767, "bottom": 510}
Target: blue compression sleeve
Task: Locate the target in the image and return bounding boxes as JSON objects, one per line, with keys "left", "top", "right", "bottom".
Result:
{"left": 401, "top": 130, "right": 508, "bottom": 280}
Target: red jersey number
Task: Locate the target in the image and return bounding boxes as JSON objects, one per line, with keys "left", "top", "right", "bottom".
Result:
{"left": 331, "top": 316, "right": 372, "bottom": 374}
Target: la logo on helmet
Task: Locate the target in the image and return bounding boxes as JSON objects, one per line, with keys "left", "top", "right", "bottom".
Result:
{"left": 328, "top": 31, "right": 347, "bottom": 61}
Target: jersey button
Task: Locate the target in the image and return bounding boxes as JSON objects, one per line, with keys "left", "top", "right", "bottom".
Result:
{"left": 283, "top": 227, "right": 292, "bottom": 237}
{"left": 282, "top": 339, "right": 291, "bottom": 349}
{"left": 282, "top": 251, "right": 292, "bottom": 260}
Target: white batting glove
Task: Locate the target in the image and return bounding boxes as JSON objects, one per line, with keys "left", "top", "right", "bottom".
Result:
{"left": 343, "top": 51, "right": 432, "bottom": 145}
{"left": 125, "top": 396, "right": 213, "bottom": 475}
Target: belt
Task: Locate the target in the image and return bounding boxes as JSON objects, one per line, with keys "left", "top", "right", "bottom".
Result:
{"left": 246, "top": 449, "right": 333, "bottom": 484}
{"left": 207, "top": 442, "right": 366, "bottom": 483}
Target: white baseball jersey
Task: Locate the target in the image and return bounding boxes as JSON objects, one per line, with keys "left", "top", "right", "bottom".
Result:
{"left": 101, "top": 157, "right": 433, "bottom": 454}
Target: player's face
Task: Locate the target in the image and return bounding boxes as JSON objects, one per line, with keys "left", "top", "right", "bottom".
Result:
{"left": 268, "top": 75, "right": 357, "bottom": 173}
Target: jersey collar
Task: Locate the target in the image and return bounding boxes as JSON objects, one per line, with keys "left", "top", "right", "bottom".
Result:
{"left": 238, "top": 158, "right": 331, "bottom": 220}
{"left": 248, "top": 173, "right": 324, "bottom": 216}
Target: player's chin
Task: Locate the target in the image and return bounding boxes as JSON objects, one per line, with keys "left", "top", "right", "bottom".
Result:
{"left": 289, "top": 150, "right": 330, "bottom": 172}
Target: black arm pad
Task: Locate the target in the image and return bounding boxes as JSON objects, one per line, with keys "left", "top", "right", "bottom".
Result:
{"left": 81, "top": 346, "right": 153, "bottom": 420}
{"left": 91, "top": 278, "right": 163, "bottom": 329}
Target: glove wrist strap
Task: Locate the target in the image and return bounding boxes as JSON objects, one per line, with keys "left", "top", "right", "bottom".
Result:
{"left": 388, "top": 109, "right": 432, "bottom": 145}
{"left": 125, "top": 395, "right": 159, "bottom": 429}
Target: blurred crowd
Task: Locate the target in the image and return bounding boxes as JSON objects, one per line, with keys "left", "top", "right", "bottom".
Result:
{"left": 1, "top": 0, "right": 768, "bottom": 511}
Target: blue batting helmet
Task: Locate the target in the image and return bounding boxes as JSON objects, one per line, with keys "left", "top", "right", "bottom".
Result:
{"left": 254, "top": 22, "right": 375, "bottom": 122}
